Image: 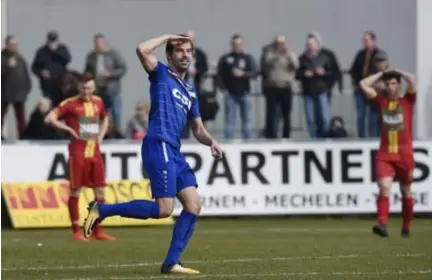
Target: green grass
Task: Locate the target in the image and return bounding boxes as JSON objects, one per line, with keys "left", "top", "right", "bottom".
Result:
{"left": 2, "top": 218, "right": 432, "bottom": 280}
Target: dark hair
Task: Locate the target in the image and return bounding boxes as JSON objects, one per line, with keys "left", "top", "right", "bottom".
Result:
{"left": 93, "top": 33, "right": 105, "bottom": 41}
{"left": 231, "top": 34, "right": 242, "bottom": 42}
{"left": 382, "top": 71, "right": 401, "bottom": 83}
{"left": 165, "top": 34, "right": 194, "bottom": 55}
{"left": 5, "top": 35, "right": 14, "bottom": 44}
{"left": 364, "top": 30, "right": 376, "bottom": 40}
{"left": 81, "top": 72, "right": 95, "bottom": 82}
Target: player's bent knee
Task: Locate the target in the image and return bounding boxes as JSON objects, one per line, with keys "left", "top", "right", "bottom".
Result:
{"left": 156, "top": 198, "right": 175, "bottom": 218}
{"left": 183, "top": 200, "right": 201, "bottom": 215}
{"left": 177, "top": 186, "right": 201, "bottom": 215}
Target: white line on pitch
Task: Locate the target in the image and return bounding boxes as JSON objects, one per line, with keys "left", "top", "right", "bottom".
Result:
{"left": 3, "top": 227, "right": 432, "bottom": 240}
{"left": 59, "top": 269, "right": 432, "bottom": 280}
{"left": 1, "top": 253, "right": 426, "bottom": 272}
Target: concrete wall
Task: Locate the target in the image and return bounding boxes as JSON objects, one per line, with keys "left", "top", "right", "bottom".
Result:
{"left": 3, "top": 0, "right": 417, "bottom": 139}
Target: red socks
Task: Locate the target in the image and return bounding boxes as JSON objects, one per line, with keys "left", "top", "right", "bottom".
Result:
{"left": 402, "top": 197, "right": 414, "bottom": 231}
{"left": 377, "top": 195, "right": 389, "bottom": 225}
{"left": 377, "top": 195, "right": 414, "bottom": 230}
{"left": 93, "top": 198, "right": 105, "bottom": 235}
{"left": 68, "top": 196, "right": 80, "bottom": 233}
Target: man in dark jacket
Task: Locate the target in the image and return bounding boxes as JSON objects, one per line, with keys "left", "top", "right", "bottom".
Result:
{"left": 297, "top": 35, "right": 332, "bottom": 138}
{"left": 217, "top": 34, "right": 257, "bottom": 139}
{"left": 185, "top": 30, "right": 209, "bottom": 94}
{"left": 307, "top": 32, "right": 343, "bottom": 103}
{"left": 182, "top": 30, "right": 209, "bottom": 139}
{"left": 1, "top": 35, "right": 31, "bottom": 139}
{"left": 32, "top": 30, "right": 71, "bottom": 100}
{"left": 349, "top": 31, "right": 383, "bottom": 138}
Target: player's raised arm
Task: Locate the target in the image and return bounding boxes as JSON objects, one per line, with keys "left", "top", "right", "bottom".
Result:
{"left": 136, "top": 34, "right": 191, "bottom": 73}
{"left": 44, "top": 102, "right": 78, "bottom": 139}
{"left": 395, "top": 69, "right": 417, "bottom": 92}
{"left": 359, "top": 72, "right": 383, "bottom": 99}
{"left": 191, "top": 118, "right": 223, "bottom": 159}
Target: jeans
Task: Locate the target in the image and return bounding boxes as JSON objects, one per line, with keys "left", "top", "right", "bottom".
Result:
{"left": 224, "top": 93, "right": 252, "bottom": 139}
{"left": 100, "top": 88, "right": 122, "bottom": 129}
{"left": 304, "top": 92, "right": 331, "bottom": 138}
{"left": 355, "top": 90, "right": 379, "bottom": 138}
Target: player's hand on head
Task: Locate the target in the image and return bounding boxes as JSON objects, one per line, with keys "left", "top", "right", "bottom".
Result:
{"left": 167, "top": 34, "right": 192, "bottom": 45}
{"left": 210, "top": 141, "right": 223, "bottom": 160}
{"left": 168, "top": 34, "right": 192, "bottom": 41}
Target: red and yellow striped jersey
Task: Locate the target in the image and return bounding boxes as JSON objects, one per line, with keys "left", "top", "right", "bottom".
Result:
{"left": 370, "top": 89, "right": 416, "bottom": 159}
{"left": 53, "top": 95, "right": 107, "bottom": 158}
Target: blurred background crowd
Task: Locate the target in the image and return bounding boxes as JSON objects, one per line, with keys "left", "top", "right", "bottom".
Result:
{"left": 1, "top": 0, "right": 417, "bottom": 142}
{"left": 1, "top": 29, "right": 389, "bottom": 141}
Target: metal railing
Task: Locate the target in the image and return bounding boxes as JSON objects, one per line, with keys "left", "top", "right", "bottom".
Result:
{"left": 197, "top": 70, "right": 356, "bottom": 139}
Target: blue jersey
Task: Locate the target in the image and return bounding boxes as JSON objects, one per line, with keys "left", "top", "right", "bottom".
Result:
{"left": 145, "top": 62, "right": 200, "bottom": 149}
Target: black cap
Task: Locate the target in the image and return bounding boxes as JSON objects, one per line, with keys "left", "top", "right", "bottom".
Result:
{"left": 47, "top": 30, "right": 59, "bottom": 41}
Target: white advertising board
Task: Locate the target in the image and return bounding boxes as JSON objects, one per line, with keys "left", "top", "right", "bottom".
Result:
{"left": 2, "top": 141, "right": 431, "bottom": 215}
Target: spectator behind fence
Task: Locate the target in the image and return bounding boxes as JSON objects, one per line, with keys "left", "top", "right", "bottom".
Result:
{"left": 84, "top": 33, "right": 127, "bottom": 130}
{"left": 307, "top": 32, "right": 343, "bottom": 103}
{"left": 261, "top": 35, "right": 298, "bottom": 139}
{"left": 182, "top": 30, "right": 209, "bottom": 139}
{"left": 327, "top": 116, "right": 348, "bottom": 138}
{"left": 31, "top": 30, "right": 71, "bottom": 100}
{"left": 185, "top": 30, "right": 209, "bottom": 94}
{"left": 51, "top": 70, "right": 81, "bottom": 107}
{"left": 297, "top": 35, "right": 332, "bottom": 138}
{"left": 349, "top": 31, "right": 383, "bottom": 138}
{"left": 1, "top": 35, "right": 32, "bottom": 139}
{"left": 23, "top": 98, "right": 62, "bottom": 140}
{"left": 217, "top": 34, "right": 257, "bottom": 139}
{"left": 372, "top": 51, "right": 390, "bottom": 93}
{"left": 126, "top": 101, "right": 149, "bottom": 140}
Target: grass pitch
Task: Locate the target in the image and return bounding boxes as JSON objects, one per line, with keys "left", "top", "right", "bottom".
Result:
{"left": 2, "top": 218, "right": 432, "bottom": 280}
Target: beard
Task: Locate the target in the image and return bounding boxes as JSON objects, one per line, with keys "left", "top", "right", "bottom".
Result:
{"left": 175, "top": 59, "right": 191, "bottom": 71}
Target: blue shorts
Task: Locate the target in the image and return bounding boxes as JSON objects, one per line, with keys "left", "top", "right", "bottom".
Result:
{"left": 141, "top": 137, "right": 197, "bottom": 198}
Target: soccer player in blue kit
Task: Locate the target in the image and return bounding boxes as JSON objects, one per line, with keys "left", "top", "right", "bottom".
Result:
{"left": 83, "top": 34, "right": 223, "bottom": 275}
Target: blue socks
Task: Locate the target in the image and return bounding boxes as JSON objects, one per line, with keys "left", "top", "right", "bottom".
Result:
{"left": 163, "top": 211, "right": 198, "bottom": 266}
{"left": 99, "top": 200, "right": 160, "bottom": 220}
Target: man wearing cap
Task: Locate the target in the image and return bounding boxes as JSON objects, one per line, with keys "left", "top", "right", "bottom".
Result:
{"left": 31, "top": 30, "right": 71, "bottom": 100}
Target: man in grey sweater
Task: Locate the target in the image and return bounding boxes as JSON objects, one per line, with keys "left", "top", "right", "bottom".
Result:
{"left": 262, "top": 35, "right": 298, "bottom": 138}
{"left": 84, "top": 34, "right": 127, "bottom": 129}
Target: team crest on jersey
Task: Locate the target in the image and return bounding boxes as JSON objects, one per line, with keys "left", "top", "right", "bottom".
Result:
{"left": 382, "top": 106, "right": 404, "bottom": 131}
{"left": 79, "top": 116, "right": 100, "bottom": 140}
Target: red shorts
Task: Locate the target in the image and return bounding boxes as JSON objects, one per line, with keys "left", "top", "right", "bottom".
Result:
{"left": 68, "top": 154, "right": 106, "bottom": 189}
{"left": 375, "top": 156, "right": 414, "bottom": 184}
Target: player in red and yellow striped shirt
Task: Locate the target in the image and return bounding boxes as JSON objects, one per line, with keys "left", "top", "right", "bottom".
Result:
{"left": 45, "top": 72, "right": 116, "bottom": 241}
{"left": 360, "top": 69, "right": 416, "bottom": 238}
